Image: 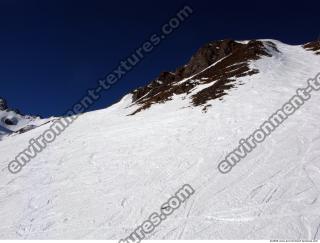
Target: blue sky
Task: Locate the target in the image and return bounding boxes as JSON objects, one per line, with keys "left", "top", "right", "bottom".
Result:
{"left": 0, "top": 0, "right": 319, "bottom": 117}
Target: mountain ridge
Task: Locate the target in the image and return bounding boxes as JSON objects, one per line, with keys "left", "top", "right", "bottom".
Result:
{"left": 130, "top": 39, "right": 318, "bottom": 114}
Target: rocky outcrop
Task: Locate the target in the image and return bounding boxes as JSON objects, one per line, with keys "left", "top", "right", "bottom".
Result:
{"left": 174, "top": 39, "right": 243, "bottom": 80}
{"left": 130, "top": 39, "right": 279, "bottom": 114}
{"left": 303, "top": 41, "right": 320, "bottom": 55}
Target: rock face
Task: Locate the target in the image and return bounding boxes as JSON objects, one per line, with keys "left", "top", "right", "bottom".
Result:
{"left": 131, "top": 39, "right": 279, "bottom": 114}
{"left": 174, "top": 39, "right": 243, "bottom": 80}
{"left": 303, "top": 41, "right": 320, "bottom": 55}
{"left": 0, "top": 98, "right": 8, "bottom": 110}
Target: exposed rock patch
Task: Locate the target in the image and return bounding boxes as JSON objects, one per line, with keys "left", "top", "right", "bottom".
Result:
{"left": 303, "top": 41, "right": 320, "bottom": 55}
{"left": 130, "top": 39, "right": 279, "bottom": 114}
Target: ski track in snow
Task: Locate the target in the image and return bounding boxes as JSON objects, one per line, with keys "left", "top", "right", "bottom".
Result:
{"left": 0, "top": 40, "right": 320, "bottom": 239}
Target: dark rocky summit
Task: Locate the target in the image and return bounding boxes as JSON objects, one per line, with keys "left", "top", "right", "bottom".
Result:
{"left": 130, "top": 39, "right": 279, "bottom": 114}
{"left": 303, "top": 41, "right": 320, "bottom": 55}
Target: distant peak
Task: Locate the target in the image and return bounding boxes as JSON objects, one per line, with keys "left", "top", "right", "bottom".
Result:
{"left": 0, "top": 97, "right": 8, "bottom": 111}
{"left": 0, "top": 97, "right": 22, "bottom": 115}
{"left": 0, "top": 97, "right": 46, "bottom": 137}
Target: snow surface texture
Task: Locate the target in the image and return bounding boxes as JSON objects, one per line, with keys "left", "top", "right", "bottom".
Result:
{"left": 0, "top": 40, "right": 320, "bottom": 240}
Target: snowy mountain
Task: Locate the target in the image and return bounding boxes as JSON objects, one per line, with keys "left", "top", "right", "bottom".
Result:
{"left": 0, "top": 39, "right": 320, "bottom": 240}
{"left": 0, "top": 98, "right": 53, "bottom": 141}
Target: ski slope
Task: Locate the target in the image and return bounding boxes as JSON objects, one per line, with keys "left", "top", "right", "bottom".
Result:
{"left": 0, "top": 40, "right": 320, "bottom": 240}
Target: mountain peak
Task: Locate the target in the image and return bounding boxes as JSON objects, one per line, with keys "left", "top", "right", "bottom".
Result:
{"left": 1, "top": 38, "right": 320, "bottom": 239}
{"left": 131, "top": 39, "right": 279, "bottom": 114}
{"left": 0, "top": 97, "right": 8, "bottom": 111}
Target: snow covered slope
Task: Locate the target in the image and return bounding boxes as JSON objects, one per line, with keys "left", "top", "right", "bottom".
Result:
{"left": 0, "top": 40, "right": 320, "bottom": 240}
